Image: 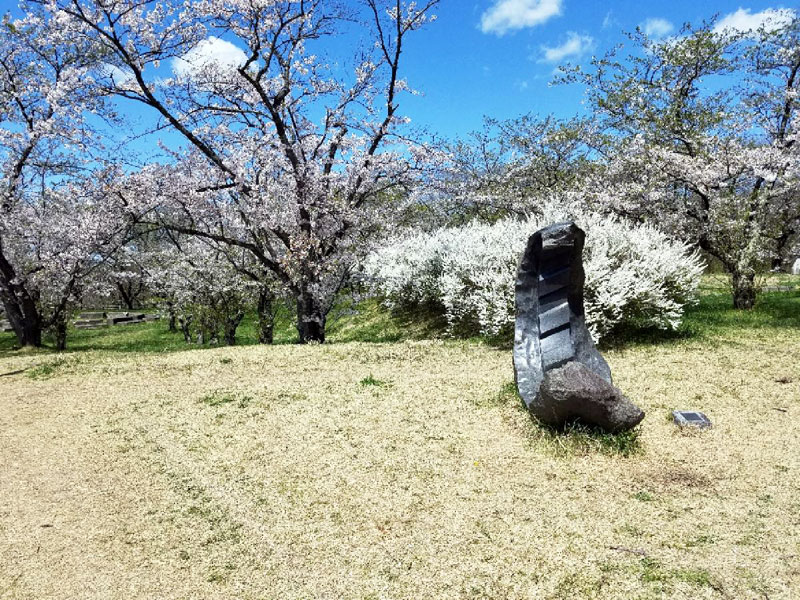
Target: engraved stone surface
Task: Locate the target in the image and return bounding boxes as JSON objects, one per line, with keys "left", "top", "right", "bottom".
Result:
{"left": 513, "top": 221, "right": 644, "bottom": 432}
{"left": 513, "top": 221, "right": 611, "bottom": 405}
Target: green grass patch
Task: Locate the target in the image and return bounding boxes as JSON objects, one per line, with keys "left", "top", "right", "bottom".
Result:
{"left": 2, "top": 276, "right": 798, "bottom": 357}
{"left": 633, "top": 490, "right": 655, "bottom": 502}
{"left": 638, "top": 558, "right": 719, "bottom": 591}
{"left": 639, "top": 557, "right": 670, "bottom": 583}
{"left": 359, "top": 374, "right": 389, "bottom": 387}
{"left": 603, "top": 280, "right": 800, "bottom": 350}
{"left": 199, "top": 390, "right": 253, "bottom": 408}
{"left": 683, "top": 289, "right": 800, "bottom": 334}
{"left": 0, "top": 304, "right": 298, "bottom": 357}
{"left": 26, "top": 358, "right": 69, "bottom": 379}
{"left": 0, "top": 296, "right": 447, "bottom": 356}
{"left": 673, "top": 568, "right": 715, "bottom": 587}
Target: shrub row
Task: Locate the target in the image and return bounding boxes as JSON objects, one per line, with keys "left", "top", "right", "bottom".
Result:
{"left": 364, "top": 203, "right": 705, "bottom": 341}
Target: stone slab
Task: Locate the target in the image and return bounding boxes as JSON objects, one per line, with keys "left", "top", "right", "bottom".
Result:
{"left": 513, "top": 221, "right": 612, "bottom": 407}
{"left": 673, "top": 410, "right": 712, "bottom": 428}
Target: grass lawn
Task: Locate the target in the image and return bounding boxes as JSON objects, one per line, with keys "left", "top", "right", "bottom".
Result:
{"left": 0, "top": 280, "right": 798, "bottom": 599}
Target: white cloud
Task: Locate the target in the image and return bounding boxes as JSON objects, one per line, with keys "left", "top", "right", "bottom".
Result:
{"left": 538, "top": 31, "right": 594, "bottom": 63}
{"left": 172, "top": 36, "right": 248, "bottom": 77}
{"left": 480, "top": 0, "right": 563, "bottom": 36}
{"left": 641, "top": 17, "right": 674, "bottom": 38}
{"left": 713, "top": 7, "right": 795, "bottom": 34}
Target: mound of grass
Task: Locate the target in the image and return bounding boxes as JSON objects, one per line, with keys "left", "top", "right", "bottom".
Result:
{"left": 1, "top": 297, "right": 798, "bottom": 598}
{"left": 495, "top": 382, "right": 642, "bottom": 457}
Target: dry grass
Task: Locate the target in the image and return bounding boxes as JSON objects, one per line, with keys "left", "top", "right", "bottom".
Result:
{"left": 1, "top": 329, "right": 799, "bottom": 599}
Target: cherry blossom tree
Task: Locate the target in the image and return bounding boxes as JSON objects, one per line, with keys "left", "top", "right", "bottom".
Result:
{"left": 1, "top": 169, "right": 132, "bottom": 349}
{"left": 425, "top": 115, "right": 597, "bottom": 224}
{"left": 86, "top": 226, "right": 157, "bottom": 312}
{"left": 562, "top": 15, "right": 800, "bottom": 309}
{"left": 139, "top": 222, "right": 282, "bottom": 344}
{"left": 0, "top": 9, "right": 130, "bottom": 348}
{"left": 45, "top": 0, "right": 439, "bottom": 342}
{"left": 146, "top": 232, "right": 259, "bottom": 346}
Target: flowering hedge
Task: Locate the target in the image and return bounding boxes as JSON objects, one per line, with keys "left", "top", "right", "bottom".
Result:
{"left": 364, "top": 202, "right": 705, "bottom": 341}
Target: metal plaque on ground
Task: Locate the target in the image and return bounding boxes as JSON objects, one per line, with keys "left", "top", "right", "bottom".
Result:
{"left": 672, "top": 410, "right": 712, "bottom": 428}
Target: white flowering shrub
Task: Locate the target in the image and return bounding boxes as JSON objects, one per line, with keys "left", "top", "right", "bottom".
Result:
{"left": 364, "top": 201, "right": 705, "bottom": 341}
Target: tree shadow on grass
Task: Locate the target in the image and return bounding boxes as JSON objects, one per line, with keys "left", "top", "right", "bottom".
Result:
{"left": 326, "top": 298, "right": 451, "bottom": 344}
{"left": 600, "top": 289, "right": 800, "bottom": 352}
{"left": 686, "top": 290, "right": 800, "bottom": 332}
{"left": 600, "top": 323, "right": 698, "bottom": 352}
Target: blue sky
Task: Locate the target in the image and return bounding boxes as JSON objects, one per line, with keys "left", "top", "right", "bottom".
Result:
{"left": 6, "top": 0, "right": 795, "bottom": 151}
{"left": 397, "top": 1, "right": 796, "bottom": 138}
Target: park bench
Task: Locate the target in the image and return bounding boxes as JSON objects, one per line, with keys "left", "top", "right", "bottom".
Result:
{"left": 73, "top": 310, "right": 161, "bottom": 329}
{"left": 74, "top": 311, "right": 108, "bottom": 329}
{"left": 107, "top": 312, "right": 146, "bottom": 325}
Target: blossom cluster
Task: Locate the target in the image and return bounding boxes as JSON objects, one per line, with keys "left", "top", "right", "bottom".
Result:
{"left": 364, "top": 200, "right": 705, "bottom": 341}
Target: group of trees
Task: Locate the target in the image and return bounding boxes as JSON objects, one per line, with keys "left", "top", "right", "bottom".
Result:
{"left": 2, "top": 0, "right": 440, "bottom": 347}
{"left": 0, "top": 9, "right": 133, "bottom": 348}
{"left": 569, "top": 20, "right": 800, "bottom": 308}
{"left": 444, "top": 18, "right": 799, "bottom": 310}
{"left": 1, "top": 1, "right": 797, "bottom": 349}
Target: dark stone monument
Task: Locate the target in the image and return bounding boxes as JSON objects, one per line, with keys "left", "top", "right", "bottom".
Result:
{"left": 513, "top": 221, "right": 644, "bottom": 432}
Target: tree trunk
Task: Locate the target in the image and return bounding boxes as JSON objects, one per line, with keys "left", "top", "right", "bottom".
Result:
{"left": 257, "top": 290, "right": 275, "bottom": 345}
{"left": 296, "top": 290, "right": 326, "bottom": 343}
{"left": 167, "top": 301, "right": 177, "bottom": 332}
{"left": 178, "top": 314, "right": 193, "bottom": 343}
{"left": 52, "top": 313, "right": 68, "bottom": 351}
{"left": 198, "top": 313, "right": 218, "bottom": 345}
{"left": 2, "top": 295, "right": 42, "bottom": 347}
{"left": 223, "top": 311, "right": 244, "bottom": 346}
{"left": 116, "top": 281, "right": 136, "bottom": 310}
{"left": 732, "top": 270, "right": 757, "bottom": 310}
{"left": 771, "top": 220, "right": 795, "bottom": 271}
